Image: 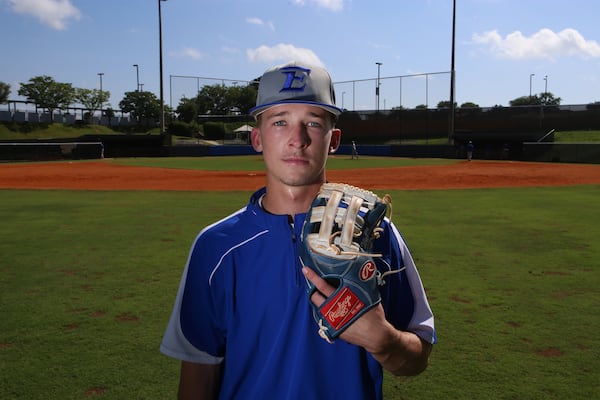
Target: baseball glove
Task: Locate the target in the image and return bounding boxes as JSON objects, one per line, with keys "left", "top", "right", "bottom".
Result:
{"left": 299, "top": 182, "right": 399, "bottom": 343}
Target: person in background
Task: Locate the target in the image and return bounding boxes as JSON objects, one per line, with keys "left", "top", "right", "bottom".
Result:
{"left": 466, "top": 140, "right": 475, "bottom": 161}
{"left": 351, "top": 140, "right": 359, "bottom": 159}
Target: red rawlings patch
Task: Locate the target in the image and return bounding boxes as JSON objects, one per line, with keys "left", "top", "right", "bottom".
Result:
{"left": 321, "top": 287, "right": 365, "bottom": 330}
{"left": 359, "top": 261, "right": 376, "bottom": 281}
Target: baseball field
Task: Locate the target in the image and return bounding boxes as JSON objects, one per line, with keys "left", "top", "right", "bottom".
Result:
{"left": 1, "top": 156, "right": 599, "bottom": 399}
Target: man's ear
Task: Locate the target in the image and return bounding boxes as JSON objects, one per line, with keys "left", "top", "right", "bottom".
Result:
{"left": 250, "top": 128, "right": 262, "bottom": 152}
{"left": 329, "top": 128, "right": 341, "bottom": 154}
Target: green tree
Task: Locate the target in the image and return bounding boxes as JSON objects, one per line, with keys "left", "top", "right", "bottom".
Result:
{"left": 509, "top": 92, "right": 561, "bottom": 107}
{"left": 460, "top": 102, "right": 480, "bottom": 108}
{"left": 103, "top": 107, "right": 115, "bottom": 127}
{"left": 0, "top": 81, "right": 10, "bottom": 104}
{"left": 195, "top": 84, "right": 230, "bottom": 114}
{"left": 226, "top": 84, "right": 258, "bottom": 114}
{"left": 119, "top": 91, "right": 161, "bottom": 125}
{"left": 18, "top": 75, "right": 75, "bottom": 121}
{"left": 509, "top": 95, "right": 536, "bottom": 106}
{"left": 539, "top": 92, "right": 561, "bottom": 106}
{"left": 436, "top": 100, "right": 457, "bottom": 109}
{"left": 75, "top": 88, "right": 110, "bottom": 123}
{"left": 176, "top": 96, "right": 198, "bottom": 123}
{"left": 190, "top": 83, "right": 258, "bottom": 115}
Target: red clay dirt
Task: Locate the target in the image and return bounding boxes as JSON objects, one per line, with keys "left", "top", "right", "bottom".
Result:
{"left": 0, "top": 160, "right": 599, "bottom": 191}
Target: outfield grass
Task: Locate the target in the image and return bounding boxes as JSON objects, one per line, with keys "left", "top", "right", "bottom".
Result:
{"left": 111, "top": 155, "right": 458, "bottom": 171}
{"left": 554, "top": 130, "right": 600, "bottom": 143}
{"left": 1, "top": 184, "right": 599, "bottom": 399}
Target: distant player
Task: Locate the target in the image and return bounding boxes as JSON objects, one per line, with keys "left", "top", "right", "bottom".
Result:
{"left": 351, "top": 140, "right": 359, "bottom": 159}
{"left": 466, "top": 140, "right": 474, "bottom": 161}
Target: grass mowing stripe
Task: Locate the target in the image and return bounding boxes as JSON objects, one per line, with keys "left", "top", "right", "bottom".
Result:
{"left": 111, "top": 155, "right": 458, "bottom": 171}
{"left": 0, "top": 190, "right": 248, "bottom": 399}
{"left": 1, "top": 186, "right": 598, "bottom": 399}
{"left": 382, "top": 186, "right": 600, "bottom": 399}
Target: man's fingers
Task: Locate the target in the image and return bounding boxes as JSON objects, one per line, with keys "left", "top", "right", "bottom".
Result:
{"left": 302, "top": 267, "right": 335, "bottom": 304}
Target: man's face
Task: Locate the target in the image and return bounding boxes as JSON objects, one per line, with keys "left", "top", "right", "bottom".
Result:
{"left": 251, "top": 104, "right": 340, "bottom": 189}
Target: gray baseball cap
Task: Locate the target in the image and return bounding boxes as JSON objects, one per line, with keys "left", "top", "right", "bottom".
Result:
{"left": 249, "top": 61, "right": 342, "bottom": 118}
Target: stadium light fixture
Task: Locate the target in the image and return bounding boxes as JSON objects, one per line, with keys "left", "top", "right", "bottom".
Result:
{"left": 97, "top": 72, "right": 104, "bottom": 92}
{"left": 529, "top": 73, "right": 535, "bottom": 98}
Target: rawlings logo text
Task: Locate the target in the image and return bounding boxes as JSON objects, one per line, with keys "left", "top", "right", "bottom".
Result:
{"left": 321, "top": 287, "right": 365, "bottom": 330}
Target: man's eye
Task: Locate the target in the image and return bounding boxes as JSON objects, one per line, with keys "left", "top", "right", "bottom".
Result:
{"left": 273, "top": 120, "right": 286, "bottom": 126}
{"left": 306, "top": 121, "right": 322, "bottom": 128}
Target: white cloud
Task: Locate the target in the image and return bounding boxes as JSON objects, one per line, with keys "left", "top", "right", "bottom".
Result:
{"left": 292, "top": 0, "right": 344, "bottom": 12}
{"left": 315, "top": 0, "right": 344, "bottom": 11}
{"left": 247, "top": 44, "right": 324, "bottom": 67}
{"left": 472, "top": 28, "right": 600, "bottom": 60}
{"left": 246, "top": 17, "right": 275, "bottom": 31}
{"left": 246, "top": 17, "right": 264, "bottom": 26}
{"left": 7, "top": 0, "right": 81, "bottom": 30}
{"left": 170, "top": 47, "right": 204, "bottom": 60}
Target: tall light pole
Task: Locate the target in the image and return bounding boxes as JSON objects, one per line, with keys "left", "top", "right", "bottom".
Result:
{"left": 448, "top": 0, "right": 456, "bottom": 144}
{"left": 98, "top": 72, "right": 104, "bottom": 91}
{"left": 97, "top": 73, "right": 105, "bottom": 117}
{"left": 375, "top": 62, "right": 382, "bottom": 112}
{"left": 133, "top": 64, "right": 140, "bottom": 91}
{"left": 158, "top": 0, "right": 167, "bottom": 139}
{"left": 342, "top": 91, "right": 346, "bottom": 110}
{"left": 426, "top": 74, "right": 429, "bottom": 108}
{"left": 529, "top": 73, "right": 535, "bottom": 98}
{"left": 543, "top": 75, "right": 548, "bottom": 94}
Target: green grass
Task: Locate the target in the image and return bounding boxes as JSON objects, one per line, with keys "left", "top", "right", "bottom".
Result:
{"left": 111, "top": 155, "right": 458, "bottom": 171}
{"left": 1, "top": 184, "right": 599, "bottom": 399}
{"left": 384, "top": 186, "right": 600, "bottom": 399}
{"left": 0, "top": 122, "right": 121, "bottom": 140}
{"left": 0, "top": 122, "right": 164, "bottom": 140}
{"left": 554, "top": 130, "right": 600, "bottom": 143}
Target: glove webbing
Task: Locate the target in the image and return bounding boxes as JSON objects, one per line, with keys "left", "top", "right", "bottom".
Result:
{"left": 313, "top": 189, "right": 393, "bottom": 258}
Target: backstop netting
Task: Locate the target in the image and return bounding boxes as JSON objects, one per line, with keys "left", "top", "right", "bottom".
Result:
{"left": 169, "top": 71, "right": 451, "bottom": 112}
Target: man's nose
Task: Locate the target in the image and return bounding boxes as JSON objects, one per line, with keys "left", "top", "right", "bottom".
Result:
{"left": 288, "top": 123, "right": 310, "bottom": 148}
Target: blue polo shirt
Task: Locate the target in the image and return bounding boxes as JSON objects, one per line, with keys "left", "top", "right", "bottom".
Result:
{"left": 160, "top": 188, "right": 435, "bottom": 400}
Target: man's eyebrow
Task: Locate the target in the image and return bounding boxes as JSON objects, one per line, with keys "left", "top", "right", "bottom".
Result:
{"left": 268, "top": 110, "right": 290, "bottom": 118}
{"left": 308, "top": 111, "right": 327, "bottom": 119}
{"left": 264, "top": 108, "right": 327, "bottom": 120}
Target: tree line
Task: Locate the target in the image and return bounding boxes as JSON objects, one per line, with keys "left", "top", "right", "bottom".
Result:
{"left": 0, "top": 76, "right": 258, "bottom": 129}
{"left": 0, "top": 75, "right": 564, "bottom": 128}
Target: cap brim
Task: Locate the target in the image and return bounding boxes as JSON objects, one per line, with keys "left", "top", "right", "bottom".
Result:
{"left": 249, "top": 100, "right": 343, "bottom": 118}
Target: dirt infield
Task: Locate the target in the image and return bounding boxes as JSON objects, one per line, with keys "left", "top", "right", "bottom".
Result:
{"left": 0, "top": 160, "right": 599, "bottom": 191}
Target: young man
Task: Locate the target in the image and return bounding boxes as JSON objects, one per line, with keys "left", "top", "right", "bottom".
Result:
{"left": 160, "top": 61, "right": 436, "bottom": 399}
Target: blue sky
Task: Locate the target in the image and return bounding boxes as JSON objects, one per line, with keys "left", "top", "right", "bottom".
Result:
{"left": 1, "top": 0, "right": 600, "bottom": 111}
